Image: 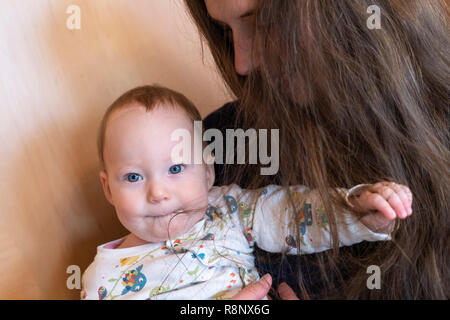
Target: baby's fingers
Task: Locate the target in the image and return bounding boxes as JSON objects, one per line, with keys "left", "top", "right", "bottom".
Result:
{"left": 400, "top": 185, "right": 413, "bottom": 215}
{"left": 378, "top": 183, "right": 412, "bottom": 217}
{"left": 374, "top": 185, "right": 409, "bottom": 219}
{"left": 364, "top": 192, "right": 397, "bottom": 220}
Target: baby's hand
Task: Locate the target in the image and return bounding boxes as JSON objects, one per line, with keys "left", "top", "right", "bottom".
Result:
{"left": 347, "top": 182, "right": 413, "bottom": 233}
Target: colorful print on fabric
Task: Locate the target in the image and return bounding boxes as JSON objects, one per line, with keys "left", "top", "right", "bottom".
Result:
{"left": 245, "top": 227, "right": 253, "bottom": 243}
{"left": 120, "top": 256, "right": 139, "bottom": 266}
{"left": 225, "top": 195, "right": 238, "bottom": 214}
{"left": 285, "top": 194, "right": 315, "bottom": 247}
{"left": 168, "top": 240, "right": 187, "bottom": 254}
{"left": 98, "top": 286, "right": 107, "bottom": 300}
{"left": 201, "top": 233, "right": 214, "bottom": 240}
{"left": 317, "top": 207, "right": 329, "bottom": 231}
{"left": 239, "top": 202, "right": 252, "bottom": 218}
{"left": 226, "top": 272, "right": 237, "bottom": 288}
{"left": 206, "top": 206, "right": 223, "bottom": 221}
{"left": 149, "top": 286, "right": 170, "bottom": 298}
{"left": 285, "top": 235, "right": 297, "bottom": 248}
{"left": 211, "top": 290, "right": 230, "bottom": 300}
{"left": 298, "top": 202, "right": 313, "bottom": 235}
{"left": 121, "top": 264, "right": 147, "bottom": 295}
{"left": 191, "top": 252, "right": 206, "bottom": 260}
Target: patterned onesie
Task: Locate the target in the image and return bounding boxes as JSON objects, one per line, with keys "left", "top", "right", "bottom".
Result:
{"left": 81, "top": 184, "right": 390, "bottom": 300}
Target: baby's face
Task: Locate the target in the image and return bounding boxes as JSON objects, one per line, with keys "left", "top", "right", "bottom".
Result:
{"left": 100, "top": 103, "right": 215, "bottom": 243}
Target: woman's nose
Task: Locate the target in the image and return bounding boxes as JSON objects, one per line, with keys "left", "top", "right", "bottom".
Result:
{"left": 147, "top": 183, "right": 170, "bottom": 203}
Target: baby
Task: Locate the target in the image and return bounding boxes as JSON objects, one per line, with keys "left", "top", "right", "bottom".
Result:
{"left": 81, "top": 85, "right": 413, "bottom": 300}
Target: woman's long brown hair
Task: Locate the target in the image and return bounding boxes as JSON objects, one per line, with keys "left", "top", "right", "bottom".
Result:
{"left": 185, "top": 0, "right": 450, "bottom": 299}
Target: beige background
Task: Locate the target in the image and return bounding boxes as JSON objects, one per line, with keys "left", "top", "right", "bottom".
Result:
{"left": 0, "top": 0, "right": 231, "bottom": 299}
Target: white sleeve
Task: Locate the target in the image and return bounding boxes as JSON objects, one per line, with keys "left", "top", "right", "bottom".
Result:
{"left": 250, "top": 185, "right": 391, "bottom": 254}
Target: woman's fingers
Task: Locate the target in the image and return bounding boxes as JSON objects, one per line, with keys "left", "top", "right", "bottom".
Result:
{"left": 230, "top": 275, "right": 301, "bottom": 300}
{"left": 278, "top": 282, "right": 300, "bottom": 300}
{"left": 231, "top": 274, "right": 272, "bottom": 300}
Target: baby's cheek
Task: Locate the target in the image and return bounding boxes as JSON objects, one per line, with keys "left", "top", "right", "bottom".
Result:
{"left": 115, "top": 193, "right": 142, "bottom": 220}
{"left": 168, "top": 211, "right": 203, "bottom": 236}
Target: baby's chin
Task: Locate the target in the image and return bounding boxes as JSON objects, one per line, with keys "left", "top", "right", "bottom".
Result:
{"left": 137, "top": 211, "right": 204, "bottom": 243}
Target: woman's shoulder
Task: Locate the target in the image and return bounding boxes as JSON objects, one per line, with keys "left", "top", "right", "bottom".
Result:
{"left": 203, "top": 101, "right": 239, "bottom": 131}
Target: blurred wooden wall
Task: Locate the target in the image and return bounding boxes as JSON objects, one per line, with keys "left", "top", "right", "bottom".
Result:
{"left": 0, "top": 0, "right": 230, "bottom": 299}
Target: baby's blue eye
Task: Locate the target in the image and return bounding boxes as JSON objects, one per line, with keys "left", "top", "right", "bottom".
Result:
{"left": 169, "top": 164, "right": 185, "bottom": 174}
{"left": 126, "top": 173, "right": 143, "bottom": 182}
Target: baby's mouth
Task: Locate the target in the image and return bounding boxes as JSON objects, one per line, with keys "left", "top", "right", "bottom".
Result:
{"left": 147, "top": 208, "right": 184, "bottom": 218}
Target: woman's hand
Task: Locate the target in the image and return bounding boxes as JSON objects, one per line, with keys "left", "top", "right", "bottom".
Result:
{"left": 231, "top": 274, "right": 300, "bottom": 300}
{"left": 277, "top": 282, "right": 300, "bottom": 300}
{"left": 231, "top": 274, "right": 272, "bottom": 300}
{"left": 347, "top": 182, "right": 413, "bottom": 233}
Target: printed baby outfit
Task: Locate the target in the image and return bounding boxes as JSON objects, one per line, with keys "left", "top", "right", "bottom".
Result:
{"left": 81, "top": 184, "right": 390, "bottom": 300}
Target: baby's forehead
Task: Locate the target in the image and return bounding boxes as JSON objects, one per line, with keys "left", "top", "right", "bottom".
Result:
{"left": 103, "top": 103, "right": 198, "bottom": 161}
{"left": 108, "top": 103, "right": 194, "bottom": 129}
{"left": 104, "top": 103, "right": 198, "bottom": 155}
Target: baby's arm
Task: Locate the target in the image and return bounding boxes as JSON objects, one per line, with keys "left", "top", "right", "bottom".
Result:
{"left": 249, "top": 182, "right": 412, "bottom": 254}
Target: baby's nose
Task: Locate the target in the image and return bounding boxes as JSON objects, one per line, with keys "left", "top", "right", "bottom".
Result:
{"left": 147, "top": 184, "right": 170, "bottom": 203}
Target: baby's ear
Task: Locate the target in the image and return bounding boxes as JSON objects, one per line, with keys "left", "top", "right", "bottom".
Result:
{"left": 205, "top": 153, "right": 215, "bottom": 189}
{"left": 99, "top": 170, "right": 114, "bottom": 205}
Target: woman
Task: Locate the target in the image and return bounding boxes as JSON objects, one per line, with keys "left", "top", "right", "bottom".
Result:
{"left": 187, "top": 0, "right": 449, "bottom": 299}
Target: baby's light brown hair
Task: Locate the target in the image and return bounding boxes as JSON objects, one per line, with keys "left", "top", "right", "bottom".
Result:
{"left": 98, "top": 85, "right": 202, "bottom": 169}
